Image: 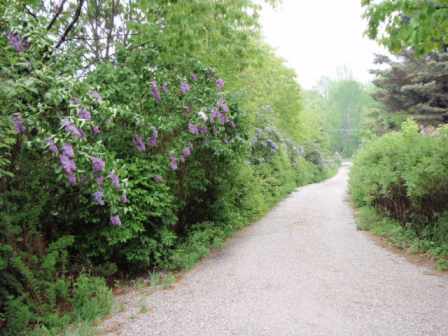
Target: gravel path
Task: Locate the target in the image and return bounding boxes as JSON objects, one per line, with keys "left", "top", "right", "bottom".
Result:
{"left": 100, "top": 164, "right": 448, "bottom": 336}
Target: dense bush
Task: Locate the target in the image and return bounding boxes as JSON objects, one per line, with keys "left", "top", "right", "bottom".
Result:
{"left": 350, "top": 120, "right": 448, "bottom": 235}
{"left": 0, "top": 1, "right": 335, "bottom": 334}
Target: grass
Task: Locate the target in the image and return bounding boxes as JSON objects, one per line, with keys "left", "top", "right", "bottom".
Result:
{"left": 62, "top": 322, "right": 96, "bottom": 336}
{"left": 355, "top": 206, "right": 448, "bottom": 271}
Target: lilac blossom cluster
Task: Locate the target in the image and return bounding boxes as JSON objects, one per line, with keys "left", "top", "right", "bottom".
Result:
{"left": 133, "top": 128, "right": 159, "bottom": 152}
{"left": 7, "top": 32, "right": 29, "bottom": 53}
{"left": 149, "top": 128, "right": 158, "bottom": 147}
{"left": 48, "top": 110, "right": 123, "bottom": 226}
{"left": 78, "top": 108, "right": 91, "bottom": 120}
{"left": 12, "top": 113, "right": 26, "bottom": 134}
{"left": 62, "top": 118, "right": 85, "bottom": 139}
{"left": 151, "top": 80, "right": 161, "bottom": 103}
{"left": 266, "top": 139, "right": 278, "bottom": 152}
{"left": 180, "top": 82, "right": 191, "bottom": 94}
{"left": 60, "top": 144, "right": 77, "bottom": 185}
{"left": 38, "top": 74, "right": 234, "bottom": 227}
{"left": 209, "top": 97, "right": 231, "bottom": 126}
{"left": 133, "top": 135, "right": 146, "bottom": 152}
{"left": 216, "top": 79, "right": 225, "bottom": 90}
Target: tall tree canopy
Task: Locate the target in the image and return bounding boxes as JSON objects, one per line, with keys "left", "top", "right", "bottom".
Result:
{"left": 305, "top": 78, "right": 376, "bottom": 158}
{"left": 362, "top": 0, "right": 448, "bottom": 55}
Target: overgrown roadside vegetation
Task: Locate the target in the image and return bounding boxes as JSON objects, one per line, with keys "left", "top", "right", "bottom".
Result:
{"left": 355, "top": 207, "right": 448, "bottom": 272}
{"left": 349, "top": 121, "right": 448, "bottom": 272}
{"left": 348, "top": 1, "right": 448, "bottom": 272}
{"left": 0, "top": 1, "right": 338, "bottom": 335}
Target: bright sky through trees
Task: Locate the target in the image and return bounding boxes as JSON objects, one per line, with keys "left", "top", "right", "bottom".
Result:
{"left": 261, "top": 0, "right": 386, "bottom": 89}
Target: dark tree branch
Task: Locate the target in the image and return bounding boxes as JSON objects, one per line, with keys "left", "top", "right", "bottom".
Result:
{"left": 106, "top": 0, "right": 116, "bottom": 59}
{"left": 24, "top": 6, "right": 38, "bottom": 20}
{"left": 47, "top": 0, "right": 68, "bottom": 31}
{"left": 54, "top": 0, "right": 85, "bottom": 50}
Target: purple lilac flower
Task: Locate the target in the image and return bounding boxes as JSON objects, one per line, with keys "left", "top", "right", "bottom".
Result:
{"left": 198, "top": 127, "right": 208, "bottom": 135}
{"left": 93, "top": 191, "right": 105, "bottom": 206}
{"left": 219, "top": 113, "right": 228, "bottom": 125}
{"left": 191, "top": 73, "right": 198, "bottom": 81}
{"left": 216, "top": 79, "right": 225, "bottom": 90}
{"left": 47, "top": 138, "right": 58, "bottom": 154}
{"left": 12, "top": 113, "right": 26, "bottom": 134}
{"left": 89, "top": 90, "right": 103, "bottom": 103}
{"left": 148, "top": 128, "right": 158, "bottom": 147}
{"left": 218, "top": 98, "right": 229, "bottom": 113}
{"left": 60, "top": 155, "right": 76, "bottom": 174}
{"left": 121, "top": 194, "right": 129, "bottom": 204}
{"left": 162, "top": 82, "right": 169, "bottom": 94}
{"left": 267, "top": 139, "right": 278, "bottom": 152}
{"left": 92, "top": 126, "right": 101, "bottom": 135}
{"left": 153, "top": 175, "right": 163, "bottom": 183}
{"left": 180, "top": 82, "right": 191, "bottom": 94}
{"left": 182, "top": 146, "right": 192, "bottom": 159}
{"left": 210, "top": 108, "right": 220, "bottom": 123}
{"left": 96, "top": 176, "right": 104, "bottom": 186}
{"left": 188, "top": 122, "right": 199, "bottom": 135}
{"left": 91, "top": 157, "right": 105, "bottom": 173}
{"left": 110, "top": 215, "right": 121, "bottom": 226}
{"left": 62, "top": 143, "right": 74, "bottom": 158}
{"left": 62, "top": 118, "right": 84, "bottom": 139}
{"left": 133, "top": 135, "right": 146, "bottom": 152}
{"left": 7, "top": 32, "right": 29, "bottom": 53}
{"left": 78, "top": 107, "right": 91, "bottom": 120}
{"left": 151, "top": 80, "right": 161, "bottom": 103}
{"left": 169, "top": 155, "right": 178, "bottom": 171}
{"left": 109, "top": 171, "right": 120, "bottom": 190}
{"left": 67, "top": 174, "right": 77, "bottom": 186}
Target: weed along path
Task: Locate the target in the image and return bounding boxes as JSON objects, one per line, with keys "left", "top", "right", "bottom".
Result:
{"left": 100, "top": 164, "right": 448, "bottom": 336}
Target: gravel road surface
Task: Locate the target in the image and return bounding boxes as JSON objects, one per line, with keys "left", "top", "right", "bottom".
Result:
{"left": 100, "top": 164, "right": 448, "bottom": 336}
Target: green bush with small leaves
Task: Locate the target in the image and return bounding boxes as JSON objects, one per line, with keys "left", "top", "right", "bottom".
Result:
{"left": 350, "top": 120, "right": 448, "bottom": 241}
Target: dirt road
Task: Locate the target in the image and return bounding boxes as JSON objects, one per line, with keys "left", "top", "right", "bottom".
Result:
{"left": 101, "top": 164, "right": 448, "bottom": 336}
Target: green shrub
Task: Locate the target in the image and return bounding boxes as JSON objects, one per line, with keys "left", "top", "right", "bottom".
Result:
{"left": 72, "top": 275, "right": 112, "bottom": 322}
{"left": 350, "top": 120, "right": 448, "bottom": 239}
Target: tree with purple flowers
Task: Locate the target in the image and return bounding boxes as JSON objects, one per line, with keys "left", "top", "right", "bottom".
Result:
{"left": 0, "top": 2, "right": 335, "bottom": 335}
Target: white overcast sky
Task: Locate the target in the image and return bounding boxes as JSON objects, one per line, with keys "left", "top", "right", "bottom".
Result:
{"left": 260, "top": 0, "right": 386, "bottom": 89}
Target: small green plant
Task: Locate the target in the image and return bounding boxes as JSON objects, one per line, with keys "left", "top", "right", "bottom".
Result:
{"left": 72, "top": 275, "right": 113, "bottom": 322}
{"left": 149, "top": 272, "right": 162, "bottom": 287}
{"left": 161, "top": 274, "right": 177, "bottom": 289}
{"left": 138, "top": 298, "right": 149, "bottom": 314}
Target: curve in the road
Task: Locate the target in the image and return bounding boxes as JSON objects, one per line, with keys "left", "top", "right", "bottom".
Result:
{"left": 101, "top": 165, "right": 448, "bottom": 336}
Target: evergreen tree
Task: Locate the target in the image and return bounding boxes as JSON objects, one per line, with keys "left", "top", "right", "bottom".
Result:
{"left": 371, "top": 51, "right": 448, "bottom": 125}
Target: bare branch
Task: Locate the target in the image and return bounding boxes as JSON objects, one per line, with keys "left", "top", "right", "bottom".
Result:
{"left": 47, "top": 0, "right": 68, "bottom": 31}
{"left": 55, "top": 0, "right": 85, "bottom": 50}
{"left": 24, "top": 6, "right": 38, "bottom": 20}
